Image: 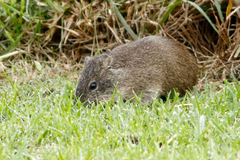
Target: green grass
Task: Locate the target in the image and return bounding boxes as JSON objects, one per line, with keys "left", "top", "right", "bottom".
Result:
{"left": 0, "top": 66, "right": 240, "bottom": 159}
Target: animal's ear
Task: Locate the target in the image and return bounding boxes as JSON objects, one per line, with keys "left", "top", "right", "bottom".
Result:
{"left": 102, "top": 54, "right": 113, "bottom": 68}
{"left": 84, "top": 56, "right": 92, "bottom": 64}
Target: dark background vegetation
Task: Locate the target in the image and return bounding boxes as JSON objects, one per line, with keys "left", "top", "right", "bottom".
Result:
{"left": 0, "top": 0, "right": 240, "bottom": 82}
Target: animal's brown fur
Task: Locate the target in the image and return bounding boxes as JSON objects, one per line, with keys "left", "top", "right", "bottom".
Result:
{"left": 76, "top": 36, "right": 198, "bottom": 103}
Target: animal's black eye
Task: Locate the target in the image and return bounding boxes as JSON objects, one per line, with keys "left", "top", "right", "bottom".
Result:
{"left": 89, "top": 82, "right": 97, "bottom": 90}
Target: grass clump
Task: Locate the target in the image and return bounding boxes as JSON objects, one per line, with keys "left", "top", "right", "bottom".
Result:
{"left": 0, "top": 66, "right": 240, "bottom": 159}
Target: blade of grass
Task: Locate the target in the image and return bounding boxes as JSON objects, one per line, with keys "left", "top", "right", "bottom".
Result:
{"left": 214, "top": 0, "right": 224, "bottom": 23}
{"left": 0, "top": 1, "right": 21, "bottom": 14}
{"left": 0, "top": 18, "right": 16, "bottom": 35}
{"left": 109, "top": 83, "right": 118, "bottom": 106}
{"left": 226, "top": 6, "right": 240, "bottom": 20}
{"left": 234, "top": 45, "right": 240, "bottom": 58}
{"left": 226, "top": 0, "right": 233, "bottom": 18}
{"left": 67, "top": 90, "right": 73, "bottom": 114}
{"left": 186, "top": 0, "right": 219, "bottom": 34}
{"left": 160, "top": 0, "right": 183, "bottom": 25}
{"left": 45, "top": 0, "right": 64, "bottom": 13}
{"left": 0, "top": 50, "right": 25, "bottom": 61}
{"left": 107, "top": 0, "right": 138, "bottom": 40}
{"left": 0, "top": 42, "right": 6, "bottom": 50}
{"left": 3, "top": 70, "right": 21, "bottom": 101}
{"left": 19, "top": 0, "right": 26, "bottom": 25}
{"left": 4, "top": 29, "right": 15, "bottom": 43}
{"left": 0, "top": 32, "right": 24, "bottom": 56}
{"left": 0, "top": 1, "right": 29, "bottom": 23}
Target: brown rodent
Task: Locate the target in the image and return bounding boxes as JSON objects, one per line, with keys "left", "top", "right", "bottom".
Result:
{"left": 75, "top": 36, "right": 198, "bottom": 103}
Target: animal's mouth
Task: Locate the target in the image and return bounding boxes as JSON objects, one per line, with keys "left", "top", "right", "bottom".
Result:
{"left": 74, "top": 92, "right": 86, "bottom": 103}
{"left": 74, "top": 92, "right": 98, "bottom": 107}
{"left": 74, "top": 96, "right": 92, "bottom": 107}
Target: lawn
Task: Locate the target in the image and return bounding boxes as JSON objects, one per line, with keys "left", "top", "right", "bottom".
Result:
{"left": 0, "top": 65, "right": 240, "bottom": 159}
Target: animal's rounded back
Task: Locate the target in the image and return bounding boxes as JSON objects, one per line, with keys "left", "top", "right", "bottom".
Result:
{"left": 75, "top": 36, "right": 198, "bottom": 103}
